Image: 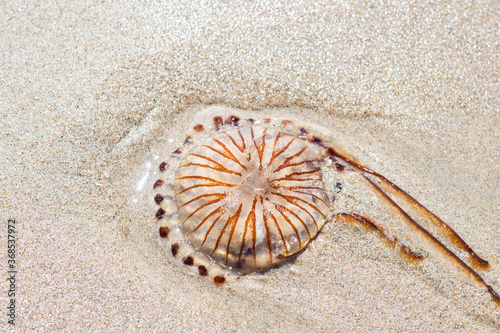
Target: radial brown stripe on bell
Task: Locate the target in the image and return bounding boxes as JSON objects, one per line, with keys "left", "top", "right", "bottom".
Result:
{"left": 180, "top": 195, "right": 226, "bottom": 225}
{"left": 191, "top": 205, "right": 225, "bottom": 239}
{"left": 261, "top": 197, "right": 273, "bottom": 264}
{"left": 238, "top": 196, "right": 257, "bottom": 266}
{"left": 273, "top": 146, "right": 308, "bottom": 173}
{"left": 210, "top": 138, "right": 248, "bottom": 171}
{"left": 175, "top": 176, "right": 236, "bottom": 195}
{"left": 271, "top": 201, "right": 303, "bottom": 249}
{"left": 265, "top": 206, "right": 289, "bottom": 256}
{"left": 270, "top": 133, "right": 295, "bottom": 165}
{"left": 253, "top": 128, "right": 267, "bottom": 169}
{"left": 224, "top": 204, "right": 243, "bottom": 264}
{"left": 180, "top": 153, "right": 242, "bottom": 176}
{"left": 224, "top": 130, "right": 246, "bottom": 153}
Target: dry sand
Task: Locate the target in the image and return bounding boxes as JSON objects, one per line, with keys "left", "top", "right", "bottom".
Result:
{"left": 1, "top": 1, "right": 499, "bottom": 332}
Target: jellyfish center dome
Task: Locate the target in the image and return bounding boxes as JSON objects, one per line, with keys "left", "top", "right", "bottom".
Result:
{"left": 239, "top": 160, "right": 270, "bottom": 196}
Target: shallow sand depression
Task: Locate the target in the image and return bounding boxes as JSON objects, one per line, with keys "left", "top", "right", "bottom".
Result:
{"left": 1, "top": 1, "right": 499, "bottom": 332}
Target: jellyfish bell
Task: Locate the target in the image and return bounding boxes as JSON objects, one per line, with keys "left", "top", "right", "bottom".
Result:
{"left": 175, "top": 124, "right": 330, "bottom": 272}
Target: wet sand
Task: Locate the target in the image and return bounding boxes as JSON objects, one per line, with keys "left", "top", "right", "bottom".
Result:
{"left": 1, "top": 1, "right": 499, "bottom": 332}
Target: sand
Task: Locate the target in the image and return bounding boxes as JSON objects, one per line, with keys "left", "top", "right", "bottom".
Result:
{"left": 1, "top": 0, "right": 499, "bottom": 332}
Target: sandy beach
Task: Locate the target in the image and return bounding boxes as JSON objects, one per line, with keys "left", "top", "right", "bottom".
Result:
{"left": 1, "top": 1, "right": 499, "bottom": 331}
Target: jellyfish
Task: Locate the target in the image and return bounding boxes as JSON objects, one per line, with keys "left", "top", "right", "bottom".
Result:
{"left": 151, "top": 106, "right": 499, "bottom": 304}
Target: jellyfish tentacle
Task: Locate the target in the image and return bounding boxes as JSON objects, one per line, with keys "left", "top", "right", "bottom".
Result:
{"left": 332, "top": 212, "right": 424, "bottom": 264}
{"left": 325, "top": 148, "right": 498, "bottom": 303}
{"left": 360, "top": 173, "right": 499, "bottom": 304}
{"left": 328, "top": 148, "right": 489, "bottom": 268}
{"left": 367, "top": 171, "right": 489, "bottom": 268}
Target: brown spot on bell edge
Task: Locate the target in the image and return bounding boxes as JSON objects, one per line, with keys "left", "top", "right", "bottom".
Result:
{"left": 153, "top": 179, "right": 164, "bottom": 189}
{"left": 155, "top": 208, "right": 165, "bottom": 220}
{"left": 310, "top": 136, "right": 325, "bottom": 147}
{"left": 225, "top": 115, "right": 240, "bottom": 126}
{"left": 171, "top": 243, "right": 179, "bottom": 256}
{"left": 198, "top": 265, "right": 208, "bottom": 276}
{"left": 159, "top": 226, "right": 170, "bottom": 238}
{"left": 193, "top": 124, "right": 204, "bottom": 132}
{"left": 326, "top": 147, "right": 336, "bottom": 156}
{"left": 183, "top": 256, "right": 194, "bottom": 266}
{"left": 159, "top": 162, "right": 168, "bottom": 172}
{"left": 213, "top": 116, "right": 223, "bottom": 130}
{"left": 213, "top": 275, "right": 226, "bottom": 285}
{"left": 154, "top": 194, "right": 164, "bottom": 204}
{"left": 231, "top": 115, "right": 240, "bottom": 125}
